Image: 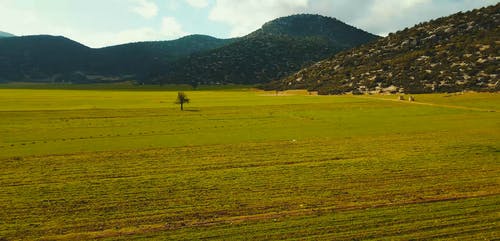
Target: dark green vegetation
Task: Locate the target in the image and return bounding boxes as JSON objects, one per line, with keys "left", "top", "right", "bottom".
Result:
{"left": 0, "top": 31, "right": 15, "bottom": 38}
{"left": 163, "top": 14, "right": 378, "bottom": 85}
{"left": 0, "top": 14, "right": 378, "bottom": 85}
{"left": 94, "top": 35, "right": 237, "bottom": 79}
{"left": 0, "top": 87, "right": 498, "bottom": 240}
{"left": 0, "top": 35, "right": 234, "bottom": 83}
{"left": 271, "top": 3, "right": 499, "bottom": 94}
{"left": 0, "top": 35, "right": 93, "bottom": 82}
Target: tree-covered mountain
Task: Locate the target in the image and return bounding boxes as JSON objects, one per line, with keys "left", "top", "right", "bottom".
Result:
{"left": 160, "top": 14, "right": 379, "bottom": 84}
{"left": 0, "top": 31, "right": 15, "bottom": 38}
{"left": 248, "top": 14, "right": 377, "bottom": 47}
{"left": 90, "top": 35, "right": 236, "bottom": 78}
{"left": 0, "top": 34, "right": 235, "bottom": 82}
{"left": 269, "top": 4, "right": 499, "bottom": 94}
{"left": 0, "top": 35, "right": 92, "bottom": 82}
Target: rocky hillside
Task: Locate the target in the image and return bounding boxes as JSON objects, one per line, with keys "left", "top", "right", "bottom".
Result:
{"left": 270, "top": 4, "right": 499, "bottom": 94}
{"left": 160, "top": 14, "right": 379, "bottom": 85}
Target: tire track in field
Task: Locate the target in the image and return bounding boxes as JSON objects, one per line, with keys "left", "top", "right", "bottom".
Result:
{"left": 39, "top": 193, "right": 500, "bottom": 240}
{"left": 353, "top": 95, "right": 498, "bottom": 112}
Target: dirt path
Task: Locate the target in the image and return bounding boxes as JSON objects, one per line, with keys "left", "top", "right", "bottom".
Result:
{"left": 354, "top": 95, "right": 498, "bottom": 112}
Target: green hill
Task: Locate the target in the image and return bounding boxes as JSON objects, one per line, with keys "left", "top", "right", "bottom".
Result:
{"left": 0, "top": 35, "right": 235, "bottom": 83}
{"left": 249, "top": 14, "right": 377, "bottom": 47}
{"left": 0, "top": 35, "right": 92, "bottom": 82}
{"left": 90, "top": 35, "right": 236, "bottom": 78}
{"left": 269, "top": 4, "right": 499, "bottom": 94}
{"left": 161, "top": 14, "right": 379, "bottom": 85}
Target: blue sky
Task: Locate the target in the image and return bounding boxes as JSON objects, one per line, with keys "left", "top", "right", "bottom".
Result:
{"left": 0, "top": 0, "right": 497, "bottom": 48}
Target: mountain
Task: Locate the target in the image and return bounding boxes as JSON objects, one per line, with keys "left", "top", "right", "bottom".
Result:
{"left": 0, "top": 31, "right": 15, "bottom": 38}
{"left": 270, "top": 4, "right": 499, "bottom": 94}
{"left": 90, "top": 35, "right": 237, "bottom": 78}
{"left": 0, "top": 15, "right": 378, "bottom": 84}
{"left": 0, "top": 35, "right": 92, "bottom": 82}
{"left": 249, "top": 14, "right": 378, "bottom": 47}
{"left": 0, "top": 34, "right": 235, "bottom": 82}
{"left": 160, "top": 14, "right": 379, "bottom": 85}
{"left": 0, "top": 14, "right": 378, "bottom": 84}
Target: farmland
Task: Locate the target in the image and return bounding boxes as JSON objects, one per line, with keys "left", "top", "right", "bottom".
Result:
{"left": 0, "top": 86, "right": 499, "bottom": 240}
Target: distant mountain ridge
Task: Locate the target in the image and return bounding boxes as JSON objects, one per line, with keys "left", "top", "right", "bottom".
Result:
{"left": 270, "top": 4, "right": 499, "bottom": 94}
{"left": 0, "top": 14, "right": 378, "bottom": 84}
{"left": 0, "top": 34, "right": 235, "bottom": 82}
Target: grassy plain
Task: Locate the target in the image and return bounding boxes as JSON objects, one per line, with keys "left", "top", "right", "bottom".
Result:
{"left": 0, "top": 86, "right": 498, "bottom": 240}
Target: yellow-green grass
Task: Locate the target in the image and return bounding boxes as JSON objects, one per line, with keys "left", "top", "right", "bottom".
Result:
{"left": 0, "top": 87, "right": 498, "bottom": 240}
{"left": 363, "top": 92, "right": 500, "bottom": 111}
{"left": 1, "top": 89, "right": 498, "bottom": 157}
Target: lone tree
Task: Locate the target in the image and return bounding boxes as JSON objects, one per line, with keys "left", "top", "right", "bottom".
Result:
{"left": 175, "top": 92, "right": 190, "bottom": 110}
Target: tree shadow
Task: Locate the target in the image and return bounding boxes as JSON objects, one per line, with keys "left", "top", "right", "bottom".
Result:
{"left": 183, "top": 109, "right": 201, "bottom": 112}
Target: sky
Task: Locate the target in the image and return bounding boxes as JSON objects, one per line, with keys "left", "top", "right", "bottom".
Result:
{"left": 0, "top": 0, "right": 497, "bottom": 48}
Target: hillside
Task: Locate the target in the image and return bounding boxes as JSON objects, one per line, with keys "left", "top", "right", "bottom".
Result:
{"left": 249, "top": 14, "right": 376, "bottom": 47}
{"left": 0, "top": 31, "right": 15, "bottom": 38}
{"left": 270, "top": 4, "right": 499, "bottom": 94}
{"left": 90, "top": 35, "right": 236, "bottom": 78}
{"left": 160, "top": 14, "right": 379, "bottom": 85}
{"left": 0, "top": 35, "right": 92, "bottom": 82}
{"left": 0, "top": 35, "right": 235, "bottom": 83}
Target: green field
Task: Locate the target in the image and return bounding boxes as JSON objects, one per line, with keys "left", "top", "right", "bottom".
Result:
{"left": 0, "top": 86, "right": 499, "bottom": 240}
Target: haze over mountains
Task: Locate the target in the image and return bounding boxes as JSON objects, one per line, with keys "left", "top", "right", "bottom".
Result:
{"left": 0, "top": 14, "right": 377, "bottom": 84}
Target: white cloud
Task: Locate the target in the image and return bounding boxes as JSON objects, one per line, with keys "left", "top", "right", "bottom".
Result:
{"left": 130, "top": 0, "right": 158, "bottom": 18}
{"left": 367, "top": 0, "right": 497, "bottom": 35}
{"left": 185, "top": 0, "right": 210, "bottom": 8}
{"left": 0, "top": 0, "right": 497, "bottom": 47}
{"left": 37, "top": 20, "right": 186, "bottom": 48}
{"left": 161, "top": 16, "right": 188, "bottom": 39}
{"left": 81, "top": 17, "right": 187, "bottom": 47}
{"left": 209, "top": 0, "right": 309, "bottom": 37}
{"left": 166, "top": 1, "right": 181, "bottom": 10}
{"left": 306, "top": 0, "right": 498, "bottom": 36}
{"left": 102, "top": 28, "right": 164, "bottom": 46}
{"left": 0, "top": 1, "right": 39, "bottom": 35}
{"left": 207, "top": 0, "right": 498, "bottom": 38}
{"left": 0, "top": 0, "right": 188, "bottom": 48}
{"left": 351, "top": 0, "right": 434, "bottom": 35}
